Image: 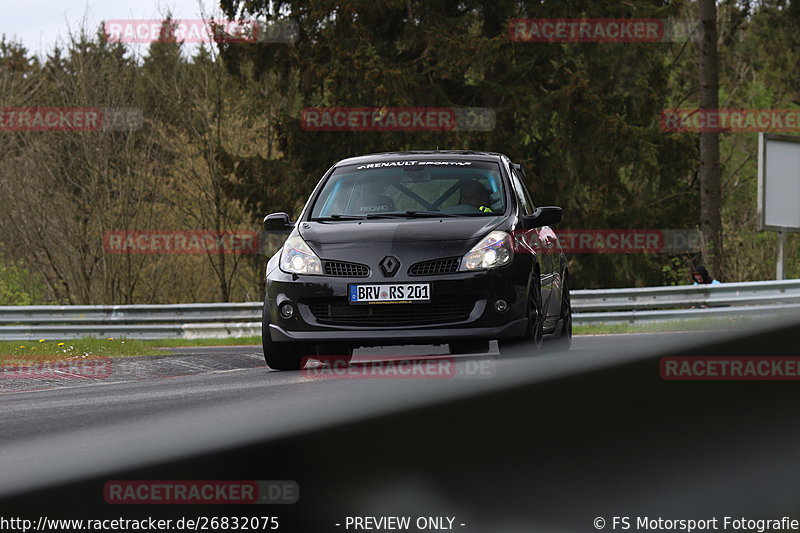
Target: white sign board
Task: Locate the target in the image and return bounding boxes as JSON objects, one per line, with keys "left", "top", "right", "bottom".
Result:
{"left": 758, "top": 133, "right": 800, "bottom": 232}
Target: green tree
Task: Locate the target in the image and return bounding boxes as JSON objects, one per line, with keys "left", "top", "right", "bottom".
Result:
{"left": 217, "top": 0, "right": 698, "bottom": 287}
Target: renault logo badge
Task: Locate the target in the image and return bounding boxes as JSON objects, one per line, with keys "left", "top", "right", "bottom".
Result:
{"left": 379, "top": 256, "right": 400, "bottom": 277}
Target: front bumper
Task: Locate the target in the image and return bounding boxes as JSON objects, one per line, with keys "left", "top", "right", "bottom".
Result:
{"left": 268, "top": 320, "right": 527, "bottom": 344}
{"left": 265, "top": 259, "right": 533, "bottom": 345}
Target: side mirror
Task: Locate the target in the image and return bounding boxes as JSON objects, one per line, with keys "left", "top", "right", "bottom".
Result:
{"left": 263, "top": 212, "right": 294, "bottom": 232}
{"left": 522, "top": 206, "right": 562, "bottom": 229}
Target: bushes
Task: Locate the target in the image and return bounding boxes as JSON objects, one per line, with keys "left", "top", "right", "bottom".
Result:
{"left": 0, "top": 256, "right": 45, "bottom": 305}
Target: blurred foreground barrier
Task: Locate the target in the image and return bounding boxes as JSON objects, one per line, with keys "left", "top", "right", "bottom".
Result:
{"left": 0, "top": 280, "right": 797, "bottom": 339}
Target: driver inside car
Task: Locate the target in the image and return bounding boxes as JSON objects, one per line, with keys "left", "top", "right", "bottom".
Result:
{"left": 458, "top": 179, "right": 493, "bottom": 212}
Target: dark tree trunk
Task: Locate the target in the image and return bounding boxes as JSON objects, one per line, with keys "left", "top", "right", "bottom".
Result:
{"left": 698, "top": 0, "right": 723, "bottom": 278}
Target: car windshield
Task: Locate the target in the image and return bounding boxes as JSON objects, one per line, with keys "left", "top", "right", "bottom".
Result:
{"left": 309, "top": 160, "right": 506, "bottom": 219}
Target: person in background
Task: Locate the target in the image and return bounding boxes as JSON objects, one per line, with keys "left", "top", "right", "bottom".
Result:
{"left": 691, "top": 265, "right": 720, "bottom": 285}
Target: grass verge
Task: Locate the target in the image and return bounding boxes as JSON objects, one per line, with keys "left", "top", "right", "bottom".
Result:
{"left": 0, "top": 336, "right": 263, "bottom": 365}
{"left": 573, "top": 316, "right": 771, "bottom": 335}
{"left": 143, "top": 336, "right": 262, "bottom": 348}
{"left": 0, "top": 338, "right": 167, "bottom": 365}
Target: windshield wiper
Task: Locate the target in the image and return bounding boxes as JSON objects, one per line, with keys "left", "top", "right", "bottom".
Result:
{"left": 313, "top": 211, "right": 459, "bottom": 221}
{"left": 310, "top": 214, "right": 367, "bottom": 221}
{"left": 366, "top": 211, "right": 458, "bottom": 219}
{"left": 404, "top": 210, "right": 458, "bottom": 218}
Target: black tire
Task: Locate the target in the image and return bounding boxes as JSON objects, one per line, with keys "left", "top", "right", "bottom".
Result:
{"left": 316, "top": 344, "right": 354, "bottom": 367}
{"left": 448, "top": 340, "right": 491, "bottom": 355}
{"left": 552, "top": 275, "right": 573, "bottom": 351}
{"left": 262, "top": 297, "right": 309, "bottom": 371}
{"left": 498, "top": 278, "right": 544, "bottom": 356}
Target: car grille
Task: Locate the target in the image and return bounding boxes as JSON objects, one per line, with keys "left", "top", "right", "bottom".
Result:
{"left": 408, "top": 257, "right": 460, "bottom": 276}
{"left": 307, "top": 298, "right": 475, "bottom": 326}
{"left": 324, "top": 260, "right": 370, "bottom": 277}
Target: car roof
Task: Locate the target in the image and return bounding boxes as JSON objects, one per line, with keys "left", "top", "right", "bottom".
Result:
{"left": 334, "top": 151, "right": 509, "bottom": 167}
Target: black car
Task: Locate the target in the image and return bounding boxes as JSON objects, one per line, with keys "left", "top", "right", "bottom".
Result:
{"left": 261, "top": 151, "right": 571, "bottom": 370}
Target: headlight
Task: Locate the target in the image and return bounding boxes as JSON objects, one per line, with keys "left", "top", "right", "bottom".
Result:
{"left": 460, "top": 230, "right": 514, "bottom": 271}
{"left": 280, "top": 235, "right": 322, "bottom": 275}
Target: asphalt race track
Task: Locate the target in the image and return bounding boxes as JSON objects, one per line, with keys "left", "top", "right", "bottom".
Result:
{"left": 1, "top": 324, "right": 799, "bottom": 531}
{"left": 0, "top": 335, "right": 686, "bottom": 491}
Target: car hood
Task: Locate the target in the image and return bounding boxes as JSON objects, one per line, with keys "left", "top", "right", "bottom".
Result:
{"left": 299, "top": 217, "right": 506, "bottom": 245}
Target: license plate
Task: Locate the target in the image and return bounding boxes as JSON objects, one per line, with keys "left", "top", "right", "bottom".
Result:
{"left": 348, "top": 283, "right": 431, "bottom": 304}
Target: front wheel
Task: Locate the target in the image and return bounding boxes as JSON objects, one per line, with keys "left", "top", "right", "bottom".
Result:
{"left": 262, "top": 298, "right": 310, "bottom": 371}
{"left": 448, "top": 340, "right": 491, "bottom": 355}
{"left": 316, "top": 344, "right": 354, "bottom": 367}
{"left": 498, "top": 283, "right": 544, "bottom": 356}
{"left": 262, "top": 336, "right": 311, "bottom": 371}
{"left": 552, "top": 276, "right": 573, "bottom": 351}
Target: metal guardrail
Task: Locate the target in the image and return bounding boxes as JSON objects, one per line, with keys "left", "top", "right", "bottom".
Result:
{"left": 0, "top": 303, "right": 260, "bottom": 324}
{"left": 571, "top": 279, "right": 800, "bottom": 311}
{"left": 0, "top": 302, "right": 263, "bottom": 340}
{"left": 0, "top": 280, "right": 797, "bottom": 340}
{"left": 0, "top": 323, "right": 262, "bottom": 341}
{"left": 571, "top": 279, "right": 800, "bottom": 325}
